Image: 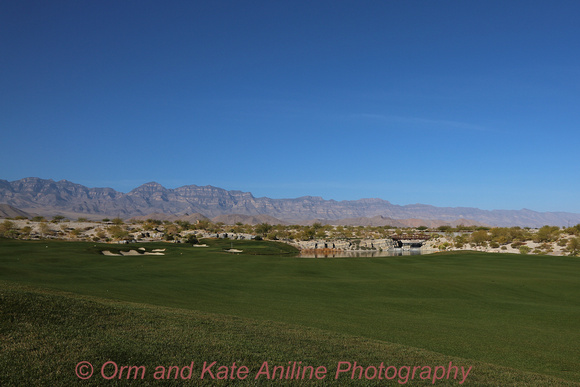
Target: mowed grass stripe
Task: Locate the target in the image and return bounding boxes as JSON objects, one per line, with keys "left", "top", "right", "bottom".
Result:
{"left": 1, "top": 282, "right": 578, "bottom": 386}
{"left": 1, "top": 239, "right": 579, "bottom": 382}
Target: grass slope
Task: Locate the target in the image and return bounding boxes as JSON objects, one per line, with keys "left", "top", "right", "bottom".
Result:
{"left": 1, "top": 238, "right": 580, "bottom": 383}
{"left": 1, "top": 282, "right": 577, "bottom": 386}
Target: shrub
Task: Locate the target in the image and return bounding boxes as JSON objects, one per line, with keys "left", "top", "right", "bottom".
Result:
{"left": 558, "top": 239, "right": 568, "bottom": 247}
{"left": 534, "top": 225, "right": 560, "bottom": 243}
{"left": 107, "top": 225, "right": 129, "bottom": 240}
{"left": 112, "top": 217, "right": 124, "bottom": 225}
{"left": 470, "top": 230, "right": 489, "bottom": 246}
{"left": 566, "top": 237, "right": 580, "bottom": 256}
{"left": 0, "top": 220, "right": 15, "bottom": 237}
{"left": 51, "top": 215, "right": 66, "bottom": 223}
{"left": 438, "top": 242, "right": 450, "bottom": 250}
{"left": 186, "top": 235, "right": 199, "bottom": 245}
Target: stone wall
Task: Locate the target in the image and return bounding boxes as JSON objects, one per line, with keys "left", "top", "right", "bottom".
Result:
{"left": 292, "top": 238, "right": 396, "bottom": 251}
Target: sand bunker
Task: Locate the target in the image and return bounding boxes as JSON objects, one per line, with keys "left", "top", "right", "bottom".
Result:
{"left": 101, "top": 250, "right": 121, "bottom": 256}
{"left": 193, "top": 244, "right": 208, "bottom": 247}
{"left": 224, "top": 249, "right": 243, "bottom": 253}
{"left": 101, "top": 249, "right": 165, "bottom": 256}
{"left": 120, "top": 250, "right": 141, "bottom": 256}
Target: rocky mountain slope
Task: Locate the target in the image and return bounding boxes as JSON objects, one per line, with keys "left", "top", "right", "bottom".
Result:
{"left": 1, "top": 177, "right": 579, "bottom": 227}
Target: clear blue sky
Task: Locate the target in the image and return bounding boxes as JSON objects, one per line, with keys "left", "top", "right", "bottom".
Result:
{"left": 1, "top": 1, "right": 579, "bottom": 213}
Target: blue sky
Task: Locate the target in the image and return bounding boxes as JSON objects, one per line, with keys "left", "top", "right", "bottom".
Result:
{"left": 1, "top": 1, "right": 579, "bottom": 212}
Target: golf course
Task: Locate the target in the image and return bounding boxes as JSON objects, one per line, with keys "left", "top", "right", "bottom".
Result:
{"left": 1, "top": 238, "right": 579, "bottom": 385}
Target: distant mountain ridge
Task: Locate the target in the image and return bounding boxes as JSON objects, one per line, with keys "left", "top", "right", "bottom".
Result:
{"left": 0, "top": 204, "right": 34, "bottom": 219}
{"left": 1, "top": 177, "right": 579, "bottom": 227}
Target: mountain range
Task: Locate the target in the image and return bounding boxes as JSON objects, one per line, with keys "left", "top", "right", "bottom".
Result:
{"left": 1, "top": 177, "right": 579, "bottom": 227}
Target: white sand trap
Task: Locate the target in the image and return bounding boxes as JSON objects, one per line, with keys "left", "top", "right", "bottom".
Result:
{"left": 138, "top": 247, "right": 146, "bottom": 251}
{"left": 120, "top": 250, "right": 142, "bottom": 256}
{"left": 193, "top": 244, "right": 208, "bottom": 247}
{"left": 102, "top": 250, "right": 121, "bottom": 256}
{"left": 152, "top": 248, "right": 166, "bottom": 252}
{"left": 225, "top": 249, "right": 243, "bottom": 253}
{"left": 102, "top": 249, "right": 164, "bottom": 256}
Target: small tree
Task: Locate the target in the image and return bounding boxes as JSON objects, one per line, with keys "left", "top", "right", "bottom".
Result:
{"left": 566, "top": 237, "right": 580, "bottom": 256}
{"left": 164, "top": 223, "right": 179, "bottom": 236}
{"left": 112, "top": 217, "right": 124, "bottom": 225}
{"left": 315, "top": 229, "right": 327, "bottom": 239}
{"left": 71, "top": 228, "right": 83, "bottom": 239}
{"left": 454, "top": 234, "right": 467, "bottom": 249}
{"left": 0, "top": 220, "right": 15, "bottom": 238}
{"left": 534, "top": 225, "right": 560, "bottom": 243}
{"left": 255, "top": 223, "right": 273, "bottom": 237}
{"left": 108, "top": 225, "right": 129, "bottom": 240}
{"left": 39, "top": 222, "right": 51, "bottom": 237}
{"left": 95, "top": 229, "right": 107, "bottom": 240}
{"left": 470, "top": 230, "right": 489, "bottom": 246}
{"left": 20, "top": 226, "right": 33, "bottom": 239}
{"left": 176, "top": 220, "right": 192, "bottom": 231}
{"left": 52, "top": 215, "right": 66, "bottom": 223}
{"left": 186, "top": 234, "right": 199, "bottom": 245}
{"left": 301, "top": 226, "right": 315, "bottom": 241}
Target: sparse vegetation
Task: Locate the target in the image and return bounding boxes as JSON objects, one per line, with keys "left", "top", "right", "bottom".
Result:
{"left": 3, "top": 217, "right": 580, "bottom": 257}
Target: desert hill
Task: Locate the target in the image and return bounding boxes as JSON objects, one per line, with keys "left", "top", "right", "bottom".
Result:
{"left": 302, "top": 216, "right": 486, "bottom": 228}
{"left": 0, "top": 204, "right": 33, "bottom": 219}
{"left": 211, "top": 214, "right": 290, "bottom": 226}
{"left": 129, "top": 212, "right": 209, "bottom": 223}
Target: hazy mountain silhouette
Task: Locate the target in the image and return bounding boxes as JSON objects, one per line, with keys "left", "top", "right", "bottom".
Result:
{"left": 1, "top": 177, "right": 579, "bottom": 227}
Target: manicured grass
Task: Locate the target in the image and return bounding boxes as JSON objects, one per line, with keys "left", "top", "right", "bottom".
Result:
{"left": 1, "top": 238, "right": 580, "bottom": 384}
{"left": 1, "top": 282, "right": 577, "bottom": 386}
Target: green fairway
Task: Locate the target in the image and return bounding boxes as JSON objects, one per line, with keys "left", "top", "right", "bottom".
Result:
{"left": 1, "top": 238, "right": 580, "bottom": 384}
